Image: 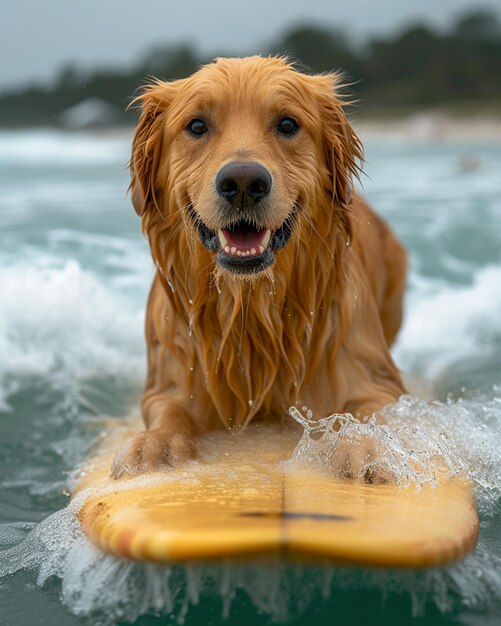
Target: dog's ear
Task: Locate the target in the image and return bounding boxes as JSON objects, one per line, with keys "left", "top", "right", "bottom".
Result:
{"left": 129, "top": 81, "right": 179, "bottom": 217}
{"left": 312, "top": 74, "right": 363, "bottom": 212}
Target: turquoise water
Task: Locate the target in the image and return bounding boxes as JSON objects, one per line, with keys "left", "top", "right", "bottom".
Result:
{"left": 0, "top": 129, "right": 500, "bottom": 625}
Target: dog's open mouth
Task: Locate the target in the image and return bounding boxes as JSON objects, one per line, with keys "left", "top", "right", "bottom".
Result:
{"left": 218, "top": 224, "right": 271, "bottom": 258}
{"left": 192, "top": 212, "right": 294, "bottom": 275}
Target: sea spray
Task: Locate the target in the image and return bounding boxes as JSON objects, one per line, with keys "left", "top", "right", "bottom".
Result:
{"left": 287, "top": 401, "right": 466, "bottom": 487}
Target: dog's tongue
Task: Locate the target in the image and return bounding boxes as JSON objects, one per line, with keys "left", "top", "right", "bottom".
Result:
{"left": 223, "top": 225, "right": 266, "bottom": 250}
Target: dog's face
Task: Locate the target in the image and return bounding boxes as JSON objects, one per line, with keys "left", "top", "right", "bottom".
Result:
{"left": 131, "top": 56, "right": 361, "bottom": 278}
{"left": 167, "top": 65, "right": 311, "bottom": 276}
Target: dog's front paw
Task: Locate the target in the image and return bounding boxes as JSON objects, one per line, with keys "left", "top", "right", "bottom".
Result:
{"left": 334, "top": 436, "right": 395, "bottom": 485}
{"left": 111, "top": 429, "right": 195, "bottom": 479}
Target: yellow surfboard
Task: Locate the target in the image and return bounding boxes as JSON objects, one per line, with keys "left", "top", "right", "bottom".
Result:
{"left": 73, "top": 422, "right": 479, "bottom": 568}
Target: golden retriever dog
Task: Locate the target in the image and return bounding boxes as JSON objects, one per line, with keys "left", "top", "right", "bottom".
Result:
{"left": 111, "top": 56, "right": 407, "bottom": 479}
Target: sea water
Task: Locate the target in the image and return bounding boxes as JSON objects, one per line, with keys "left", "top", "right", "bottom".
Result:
{"left": 0, "top": 129, "right": 500, "bottom": 625}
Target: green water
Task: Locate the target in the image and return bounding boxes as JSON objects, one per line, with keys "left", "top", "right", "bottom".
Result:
{"left": 1, "top": 130, "right": 501, "bottom": 625}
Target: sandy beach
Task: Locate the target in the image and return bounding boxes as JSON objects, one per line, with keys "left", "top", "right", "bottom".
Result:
{"left": 355, "top": 114, "right": 501, "bottom": 142}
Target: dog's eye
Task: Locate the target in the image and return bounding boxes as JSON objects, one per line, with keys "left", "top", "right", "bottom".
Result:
{"left": 187, "top": 118, "right": 208, "bottom": 136}
{"left": 277, "top": 117, "right": 299, "bottom": 136}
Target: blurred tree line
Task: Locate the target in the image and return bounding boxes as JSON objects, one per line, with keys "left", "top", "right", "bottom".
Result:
{"left": 1, "top": 9, "right": 500, "bottom": 127}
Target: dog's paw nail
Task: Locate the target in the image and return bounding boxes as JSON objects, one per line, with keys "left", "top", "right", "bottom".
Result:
{"left": 110, "top": 430, "right": 195, "bottom": 478}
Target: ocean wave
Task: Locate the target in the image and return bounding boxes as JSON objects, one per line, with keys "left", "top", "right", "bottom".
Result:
{"left": 0, "top": 258, "right": 145, "bottom": 411}
{"left": 1, "top": 251, "right": 500, "bottom": 411}
{"left": 0, "top": 129, "right": 130, "bottom": 166}
{"left": 394, "top": 264, "right": 501, "bottom": 379}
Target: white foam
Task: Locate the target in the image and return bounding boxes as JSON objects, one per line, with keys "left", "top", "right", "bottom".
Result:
{"left": 0, "top": 258, "right": 145, "bottom": 411}
{"left": 0, "top": 129, "right": 130, "bottom": 166}
{"left": 286, "top": 402, "right": 466, "bottom": 488}
{"left": 394, "top": 264, "right": 501, "bottom": 378}
{"left": 288, "top": 394, "right": 501, "bottom": 513}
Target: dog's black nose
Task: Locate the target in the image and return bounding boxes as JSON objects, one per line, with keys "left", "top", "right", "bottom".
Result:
{"left": 216, "top": 161, "right": 272, "bottom": 206}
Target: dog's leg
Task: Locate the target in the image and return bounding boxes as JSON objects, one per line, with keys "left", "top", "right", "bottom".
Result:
{"left": 111, "top": 396, "right": 195, "bottom": 478}
{"left": 333, "top": 395, "right": 400, "bottom": 484}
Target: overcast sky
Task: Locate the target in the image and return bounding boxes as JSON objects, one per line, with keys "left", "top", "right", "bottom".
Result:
{"left": 2, "top": 0, "right": 500, "bottom": 91}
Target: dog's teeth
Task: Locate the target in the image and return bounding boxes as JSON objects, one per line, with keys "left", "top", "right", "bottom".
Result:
{"left": 218, "top": 230, "right": 228, "bottom": 248}
{"left": 219, "top": 228, "right": 271, "bottom": 258}
{"left": 261, "top": 229, "right": 271, "bottom": 250}
{"left": 223, "top": 247, "right": 267, "bottom": 257}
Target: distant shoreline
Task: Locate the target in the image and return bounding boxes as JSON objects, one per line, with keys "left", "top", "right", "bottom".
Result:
{"left": 355, "top": 115, "right": 501, "bottom": 142}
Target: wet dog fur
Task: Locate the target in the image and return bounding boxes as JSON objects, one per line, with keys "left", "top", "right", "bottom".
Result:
{"left": 111, "top": 56, "right": 407, "bottom": 480}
